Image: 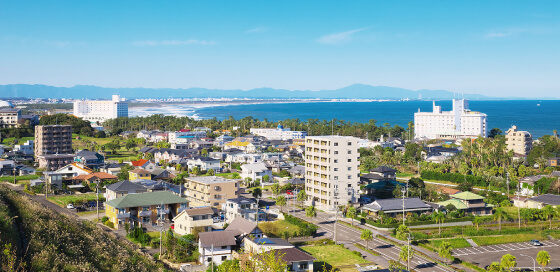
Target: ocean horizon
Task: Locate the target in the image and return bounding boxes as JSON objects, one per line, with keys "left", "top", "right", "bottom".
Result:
{"left": 129, "top": 100, "right": 559, "bottom": 139}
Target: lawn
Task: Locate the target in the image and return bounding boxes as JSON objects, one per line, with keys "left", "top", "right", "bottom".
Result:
{"left": 471, "top": 233, "right": 548, "bottom": 246}
{"left": 430, "top": 238, "right": 471, "bottom": 249}
{"left": 258, "top": 220, "right": 301, "bottom": 238}
{"left": 396, "top": 172, "right": 417, "bottom": 178}
{"left": 77, "top": 209, "right": 105, "bottom": 216}
{"left": 215, "top": 173, "right": 240, "bottom": 179}
{"left": 1, "top": 136, "right": 34, "bottom": 146}
{"left": 48, "top": 193, "right": 102, "bottom": 207}
{"left": 302, "top": 244, "right": 369, "bottom": 272}
{"left": 0, "top": 174, "right": 40, "bottom": 182}
{"left": 72, "top": 134, "right": 141, "bottom": 162}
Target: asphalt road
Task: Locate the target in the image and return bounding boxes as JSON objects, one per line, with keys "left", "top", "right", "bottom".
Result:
{"left": 454, "top": 240, "right": 560, "bottom": 270}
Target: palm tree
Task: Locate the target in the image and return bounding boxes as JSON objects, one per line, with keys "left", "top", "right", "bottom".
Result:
{"left": 399, "top": 245, "right": 414, "bottom": 271}
{"left": 493, "top": 207, "right": 508, "bottom": 232}
{"left": 472, "top": 216, "right": 487, "bottom": 232}
{"left": 542, "top": 205, "right": 556, "bottom": 229}
{"left": 347, "top": 207, "right": 357, "bottom": 226}
{"left": 296, "top": 190, "right": 307, "bottom": 208}
{"left": 500, "top": 254, "right": 516, "bottom": 271}
{"left": 271, "top": 183, "right": 281, "bottom": 198}
{"left": 276, "top": 195, "right": 287, "bottom": 213}
{"left": 305, "top": 206, "right": 317, "bottom": 219}
{"left": 438, "top": 241, "right": 453, "bottom": 264}
{"left": 432, "top": 211, "right": 445, "bottom": 235}
{"left": 360, "top": 229, "right": 373, "bottom": 250}
{"left": 537, "top": 250, "right": 550, "bottom": 270}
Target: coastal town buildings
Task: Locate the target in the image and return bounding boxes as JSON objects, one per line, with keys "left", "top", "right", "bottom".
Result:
{"left": 304, "top": 135, "right": 360, "bottom": 210}
{"left": 414, "top": 99, "right": 487, "bottom": 139}
{"left": 183, "top": 176, "right": 239, "bottom": 208}
{"left": 250, "top": 124, "right": 308, "bottom": 140}
{"left": 172, "top": 206, "right": 214, "bottom": 235}
{"left": 73, "top": 95, "right": 128, "bottom": 123}
{"left": 34, "top": 125, "right": 73, "bottom": 158}
{"left": 506, "top": 125, "right": 533, "bottom": 155}
{"left": 0, "top": 107, "right": 21, "bottom": 128}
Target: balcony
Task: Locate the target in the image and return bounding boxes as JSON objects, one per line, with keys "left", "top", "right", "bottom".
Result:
{"left": 138, "top": 210, "right": 152, "bottom": 217}
{"left": 116, "top": 212, "right": 131, "bottom": 219}
{"left": 157, "top": 208, "right": 170, "bottom": 215}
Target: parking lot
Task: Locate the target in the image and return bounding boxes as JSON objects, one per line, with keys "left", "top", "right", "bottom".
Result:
{"left": 454, "top": 239, "right": 560, "bottom": 270}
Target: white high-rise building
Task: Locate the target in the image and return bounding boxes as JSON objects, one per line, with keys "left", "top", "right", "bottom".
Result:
{"left": 414, "top": 99, "right": 487, "bottom": 139}
{"left": 73, "top": 95, "right": 128, "bottom": 123}
{"left": 250, "top": 124, "right": 307, "bottom": 140}
{"left": 305, "top": 136, "right": 360, "bottom": 210}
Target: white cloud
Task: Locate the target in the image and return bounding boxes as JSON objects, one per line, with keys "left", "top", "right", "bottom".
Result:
{"left": 133, "top": 40, "right": 216, "bottom": 46}
{"left": 484, "top": 26, "right": 553, "bottom": 39}
{"left": 317, "top": 28, "right": 367, "bottom": 44}
{"left": 245, "top": 27, "right": 267, "bottom": 33}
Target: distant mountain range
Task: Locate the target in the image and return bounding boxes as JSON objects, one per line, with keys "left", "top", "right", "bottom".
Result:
{"left": 0, "top": 83, "right": 551, "bottom": 100}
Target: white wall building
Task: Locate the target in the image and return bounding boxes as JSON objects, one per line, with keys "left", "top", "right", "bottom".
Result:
{"left": 168, "top": 131, "right": 207, "bottom": 144}
{"left": 414, "top": 99, "right": 487, "bottom": 139}
{"left": 73, "top": 95, "right": 128, "bottom": 123}
{"left": 13, "top": 140, "right": 34, "bottom": 155}
{"left": 250, "top": 124, "right": 307, "bottom": 140}
{"left": 305, "top": 136, "right": 360, "bottom": 210}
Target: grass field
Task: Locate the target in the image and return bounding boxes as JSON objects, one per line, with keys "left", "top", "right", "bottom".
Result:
{"left": 396, "top": 172, "right": 417, "bottom": 178}
{"left": 0, "top": 174, "right": 40, "bottom": 182}
{"left": 302, "top": 244, "right": 369, "bottom": 272}
{"left": 1, "top": 136, "right": 34, "bottom": 146}
{"left": 471, "top": 233, "right": 548, "bottom": 246}
{"left": 72, "top": 134, "right": 141, "bottom": 162}
{"left": 258, "top": 220, "right": 302, "bottom": 238}
{"left": 77, "top": 209, "right": 106, "bottom": 216}
{"left": 48, "top": 193, "right": 101, "bottom": 207}
{"left": 430, "top": 238, "right": 471, "bottom": 249}
{"left": 215, "top": 173, "right": 240, "bottom": 179}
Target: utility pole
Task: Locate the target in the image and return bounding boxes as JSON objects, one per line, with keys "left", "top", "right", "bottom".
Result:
{"left": 401, "top": 186, "right": 406, "bottom": 226}
{"left": 96, "top": 180, "right": 100, "bottom": 222}
{"left": 333, "top": 179, "right": 339, "bottom": 244}
{"left": 506, "top": 172, "right": 510, "bottom": 197}
{"left": 407, "top": 233, "right": 412, "bottom": 271}
{"left": 517, "top": 187, "right": 521, "bottom": 229}
{"left": 211, "top": 244, "right": 214, "bottom": 271}
{"left": 520, "top": 254, "right": 536, "bottom": 272}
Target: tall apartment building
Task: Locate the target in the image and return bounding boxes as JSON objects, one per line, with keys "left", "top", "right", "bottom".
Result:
{"left": 183, "top": 176, "right": 239, "bottom": 208}
{"left": 506, "top": 125, "right": 533, "bottom": 155}
{"left": 414, "top": 99, "right": 487, "bottom": 139}
{"left": 305, "top": 136, "right": 360, "bottom": 210}
{"left": 34, "top": 125, "right": 73, "bottom": 158}
{"left": 73, "top": 95, "right": 128, "bottom": 123}
{"left": 250, "top": 124, "right": 308, "bottom": 140}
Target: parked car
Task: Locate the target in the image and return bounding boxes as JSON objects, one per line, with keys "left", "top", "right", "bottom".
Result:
{"left": 530, "top": 240, "right": 542, "bottom": 246}
{"left": 66, "top": 203, "right": 75, "bottom": 209}
{"left": 76, "top": 207, "right": 86, "bottom": 212}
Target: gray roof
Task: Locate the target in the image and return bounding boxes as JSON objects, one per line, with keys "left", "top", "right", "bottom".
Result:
{"left": 186, "top": 176, "right": 237, "bottom": 184}
{"left": 287, "top": 165, "right": 305, "bottom": 174}
{"left": 363, "top": 197, "right": 432, "bottom": 213}
{"left": 227, "top": 197, "right": 256, "bottom": 205}
{"left": 199, "top": 231, "right": 237, "bottom": 247}
{"left": 370, "top": 166, "right": 397, "bottom": 174}
{"left": 0, "top": 108, "right": 20, "bottom": 113}
{"left": 528, "top": 194, "right": 560, "bottom": 206}
{"left": 361, "top": 173, "right": 385, "bottom": 180}
{"left": 225, "top": 217, "right": 258, "bottom": 236}
{"left": 268, "top": 248, "right": 315, "bottom": 264}
{"left": 285, "top": 178, "right": 305, "bottom": 185}
{"left": 105, "top": 180, "right": 147, "bottom": 192}
{"left": 76, "top": 150, "right": 101, "bottom": 160}
{"left": 138, "top": 146, "right": 157, "bottom": 153}
{"left": 191, "top": 156, "right": 219, "bottom": 162}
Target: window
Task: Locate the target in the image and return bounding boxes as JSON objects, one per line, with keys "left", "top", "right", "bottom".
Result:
{"left": 347, "top": 142, "right": 352, "bottom": 146}
{"left": 348, "top": 184, "right": 351, "bottom": 187}
{"left": 334, "top": 168, "right": 338, "bottom": 171}
{"left": 347, "top": 159, "right": 351, "bottom": 162}
{"left": 334, "top": 142, "right": 338, "bottom": 146}
{"left": 347, "top": 150, "right": 351, "bottom": 154}
{"left": 222, "top": 246, "right": 227, "bottom": 249}
{"left": 334, "top": 151, "right": 338, "bottom": 155}
{"left": 348, "top": 175, "right": 352, "bottom": 179}
{"left": 334, "top": 159, "right": 338, "bottom": 163}
{"left": 213, "top": 202, "right": 219, "bottom": 206}
{"left": 347, "top": 167, "right": 351, "bottom": 171}
{"left": 222, "top": 256, "right": 227, "bottom": 261}
{"left": 334, "top": 176, "right": 338, "bottom": 180}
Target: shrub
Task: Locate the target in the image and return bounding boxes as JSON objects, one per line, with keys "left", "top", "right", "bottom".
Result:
{"left": 352, "top": 250, "right": 362, "bottom": 257}
{"left": 104, "top": 220, "right": 114, "bottom": 228}
{"left": 101, "top": 216, "right": 109, "bottom": 223}
{"left": 283, "top": 214, "right": 318, "bottom": 236}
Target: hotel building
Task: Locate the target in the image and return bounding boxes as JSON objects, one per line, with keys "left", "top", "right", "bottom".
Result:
{"left": 506, "top": 125, "right": 533, "bottom": 155}
{"left": 250, "top": 124, "right": 308, "bottom": 140}
{"left": 414, "top": 99, "right": 487, "bottom": 139}
{"left": 73, "top": 95, "right": 128, "bottom": 123}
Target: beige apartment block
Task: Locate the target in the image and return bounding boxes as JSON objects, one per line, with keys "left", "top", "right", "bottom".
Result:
{"left": 184, "top": 176, "right": 239, "bottom": 208}
{"left": 305, "top": 136, "right": 360, "bottom": 210}
{"left": 34, "top": 125, "right": 73, "bottom": 158}
{"left": 506, "top": 125, "right": 533, "bottom": 155}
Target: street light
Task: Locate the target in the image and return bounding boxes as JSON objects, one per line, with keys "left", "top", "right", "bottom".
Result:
{"left": 401, "top": 186, "right": 407, "bottom": 226}
{"left": 407, "top": 233, "right": 413, "bottom": 271}
{"left": 520, "top": 254, "right": 536, "bottom": 272}
{"left": 506, "top": 172, "right": 510, "bottom": 197}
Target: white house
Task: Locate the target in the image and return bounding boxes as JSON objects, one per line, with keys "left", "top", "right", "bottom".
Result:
{"left": 198, "top": 231, "right": 237, "bottom": 266}
{"left": 187, "top": 156, "right": 221, "bottom": 171}
{"left": 173, "top": 207, "right": 214, "bottom": 236}
{"left": 241, "top": 162, "right": 272, "bottom": 182}
{"left": 13, "top": 140, "right": 34, "bottom": 155}
{"left": 223, "top": 197, "right": 266, "bottom": 223}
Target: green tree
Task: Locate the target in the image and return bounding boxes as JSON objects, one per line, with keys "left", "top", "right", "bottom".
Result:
{"left": 156, "top": 141, "right": 171, "bottom": 148}
{"left": 347, "top": 206, "right": 357, "bottom": 226}
{"left": 360, "top": 229, "right": 373, "bottom": 250}
{"left": 493, "top": 207, "right": 509, "bottom": 231}
{"left": 276, "top": 195, "right": 287, "bottom": 213}
{"left": 536, "top": 250, "right": 550, "bottom": 269}
{"left": 262, "top": 174, "right": 270, "bottom": 183}
{"left": 473, "top": 216, "right": 488, "bottom": 231}
{"left": 399, "top": 245, "right": 414, "bottom": 271}
{"left": 500, "top": 254, "right": 516, "bottom": 271}
{"left": 395, "top": 225, "right": 410, "bottom": 241}
{"left": 432, "top": 211, "right": 445, "bottom": 235}
{"left": 486, "top": 262, "right": 503, "bottom": 272}
{"left": 252, "top": 187, "right": 262, "bottom": 199}
{"left": 271, "top": 183, "right": 281, "bottom": 198}
{"left": 105, "top": 141, "right": 121, "bottom": 154}
{"left": 201, "top": 148, "right": 208, "bottom": 156}
{"left": 305, "top": 205, "right": 317, "bottom": 219}
{"left": 297, "top": 190, "right": 307, "bottom": 207}
{"left": 191, "top": 166, "right": 200, "bottom": 175}
{"left": 542, "top": 205, "right": 556, "bottom": 229}
{"left": 125, "top": 141, "right": 137, "bottom": 151}
{"left": 207, "top": 169, "right": 215, "bottom": 176}
{"left": 438, "top": 241, "right": 453, "bottom": 264}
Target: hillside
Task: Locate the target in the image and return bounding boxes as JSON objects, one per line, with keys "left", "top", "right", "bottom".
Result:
{"left": 0, "top": 185, "right": 163, "bottom": 272}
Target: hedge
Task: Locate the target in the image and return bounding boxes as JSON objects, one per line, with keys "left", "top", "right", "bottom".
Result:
{"left": 283, "top": 214, "right": 318, "bottom": 236}
{"left": 420, "top": 171, "right": 487, "bottom": 186}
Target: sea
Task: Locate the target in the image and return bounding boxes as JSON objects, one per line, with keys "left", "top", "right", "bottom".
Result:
{"left": 129, "top": 100, "right": 560, "bottom": 138}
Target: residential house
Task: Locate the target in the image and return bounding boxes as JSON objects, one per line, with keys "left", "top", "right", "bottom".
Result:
{"left": 13, "top": 140, "right": 33, "bottom": 155}
{"left": 224, "top": 197, "right": 266, "bottom": 224}
{"left": 154, "top": 148, "right": 188, "bottom": 163}
{"left": 0, "top": 159, "right": 15, "bottom": 176}
{"left": 287, "top": 165, "right": 305, "bottom": 178}
{"left": 172, "top": 206, "right": 214, "bottom": 235}
{"left": 150, "top": 168, "right": 175, "bottom": 180}
{"left": 225, "top": 217, "right": 265, "bottom": 239}
{"left": 105, "top": 191, "right": 189, "bottom": 229}
{"left": 264, "top": 156, "right": 293, "bottom": 173}
{"left": 104, "top": 180, "right": 148, "bottom": 201}
{"left": 241, "top": 162, "right": 272, "bottom": 182}
{"left": 54, "top": 162, "right": 94, "bottom": 182}
{"left": 198, "top": 231, "right": 237, "bottom": 266}
{"left": 71, "top": 172, "right": 118, "bottom": 185}
{"left": 369, "top": 166, "right": 397, "bottom": 179}
{"left": 256, "top": 248, "right": 315, "bottom": 272}
{"left": 524, "top": 194, "right": 560, "bottom": 209}
{"left": 74, "top": 150, "right": 104, "bottom": 170}
{"left": 132, "top": 179, "right": 184, "bottom": 196}
{"left": 437, "top": 191, "right": 494, "bottom": 215}
{"left": 184, "top": 176, "right": 239, "bottom": 208}
{"left": 224, "top": 141, "right": 256, "bottom": 153}
{"left": 214, "top": 135, "right": 235, "bottom": 147}
{"left": 130, "top": 159, "right": 157, "bottom": 172}
{"left": 362, "top": 197, "right": 433, "bottom": 217}
{"left": 244, "top": 237, "right": 293, "bottom": 254}
{"left": 137, "top": 146, "right": 158, "bottom": 157}
{"left": 37, "top": 154, "right": 76, "bottom": 171}
{"left": 190, "top": 140, "right": 213, "bottom": 150}
{"left": 187, "top": 156, "right": 221, "bottom": 172}
{"left": 226, "top": 153, "right": 262, "bottom": 163}
{"left": 129, "top": 168, "right": 151, "bottom": 180}
{"left": 100, "top": 163, "right": 125, "bottom": 176}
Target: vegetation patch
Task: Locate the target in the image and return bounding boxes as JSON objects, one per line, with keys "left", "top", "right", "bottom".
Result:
{"left": 258, "top": 220, "right": 302, "bottom": 238}
{"left": 47, "top": 193, "right": 103, "bottom": 207}
{"left": 471, "top": 233, "right": 548, "bottom": 246}
{"left": 0, "top": 174, "right": 40, "bottom": 182}
{"left": 430, "top": 238, "right": 471, "bottom": 249}
{"left": 302, "top": 244, "right": 369, "bottom": 272}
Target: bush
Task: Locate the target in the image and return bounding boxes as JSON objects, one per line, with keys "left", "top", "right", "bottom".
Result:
{"left": 282, "top": 214, "right": 318, "bottom": 236}
{"left": 101, "top": 216, "right": 109, "bottom": 223}
{"left": 104, "top": 220, "right": 114, "bottom": 228}
{"left": 421, "top": 170, "right": 487, "bottom": 186}
{"left": 352, "top": 250, "right": 362, "bottom": 257}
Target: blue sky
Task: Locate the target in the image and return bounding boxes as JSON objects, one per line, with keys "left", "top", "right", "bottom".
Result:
{"left": 1, "top": 1, "right": 559, "bottom": 97}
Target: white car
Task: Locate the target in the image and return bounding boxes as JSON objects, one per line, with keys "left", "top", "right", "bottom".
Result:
{"left": 66, "top": 204, "right": 75, "bottom": 209}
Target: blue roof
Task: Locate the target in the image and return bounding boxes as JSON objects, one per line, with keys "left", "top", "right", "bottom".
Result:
{"left": 254, "top": 238, "right": 275, "bottom": 244}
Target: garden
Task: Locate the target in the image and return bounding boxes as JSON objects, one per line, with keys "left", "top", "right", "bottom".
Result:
{"left": 47, "top": 193, "right": 104, "bottom": 207}
{"left": 302, "top": 244, "right": 370, "bottom": 272}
